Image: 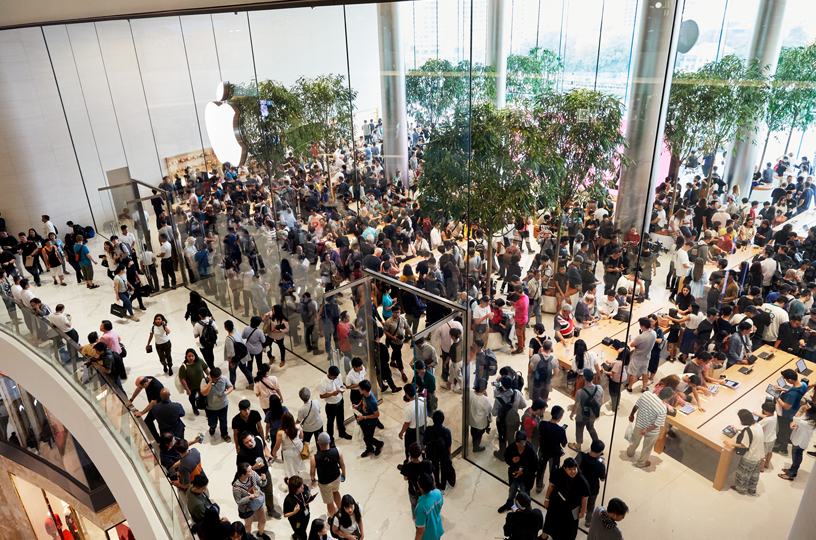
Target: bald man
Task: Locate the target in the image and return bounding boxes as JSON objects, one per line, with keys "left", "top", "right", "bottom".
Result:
{"left": 125, "top": 376, "right": 165, "bottom": 441}
{"left": 152, "top": 388, "right": 187, "bottom": 440}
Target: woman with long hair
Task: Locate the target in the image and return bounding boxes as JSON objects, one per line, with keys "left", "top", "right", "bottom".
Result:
{"left": 307, "top": 519, "right": 328, "bottom": 540}
{"left": 675, "top": 284, "right": 694, "bottom": 314}
{"left": 569, "top": 339, "right": 599, "bottom": 397}
{"left": 146, "top": 313, "right": 172, "bottom": 374}
{"left": 271, "top": 411, "right": 303, "bottom": 481}
{"left": 231, "top": 462, "right": 267, "bottom": 538}
{"left": 753, "top": 219, "right": 772, "bottom": 247}
{"left": 185, "top": 291, "right": 210, "bottom": 327}
{"left": 262, "top": 304, "right": 289, "bottom": 367}
{"left": 283, "top": 476, "right": 315, "bottom": 540}
{"left": 331, "top": 494, "right": 364, "bottom": 540}
{"left": 686, "top": 257, "right": 708, "bottom": 301}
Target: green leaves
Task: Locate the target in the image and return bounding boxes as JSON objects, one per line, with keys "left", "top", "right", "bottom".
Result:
{"left": 506, "top": 47, "right": 563, "bottom": 106}
{"left": 766, "top": 44, "right": 816, "bottom": 143}
{"left": 406, "top": 58, "right": 465, "bottom": 129}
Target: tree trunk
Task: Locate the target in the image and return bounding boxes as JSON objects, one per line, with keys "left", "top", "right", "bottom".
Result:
{"left": 784, "top": 110, "right": 799, "bottom": 155}
{"left": 485, "top": 228, "right": 495, "bottom": 298}
{"left": 759, "top": 129, "right": 771, "bottom": 168}
{"left": 668, "top": 154, "right": 681, "bottom": 180}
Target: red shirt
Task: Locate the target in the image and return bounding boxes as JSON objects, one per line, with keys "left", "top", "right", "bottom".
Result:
{"left": 514, "top": 295, "right": 529, "bottom": 324}
{"left": 337, "top": 322, "right": 351, "bottom": 352}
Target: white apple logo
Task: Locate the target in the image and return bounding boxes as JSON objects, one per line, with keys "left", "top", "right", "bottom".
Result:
{"left": 205, "top": 81, "right": 247, "bottom": 167}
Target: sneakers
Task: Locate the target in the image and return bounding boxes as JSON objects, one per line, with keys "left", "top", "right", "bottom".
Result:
{"left": 498, "top": 504, "right": 511, "bottom": 513}
{"left": 340, "top": 433, "right": 353, "bottom": 440}
{"left": 807, "top": 451, "right": 816, "bottom": 458}
{"left": 168, "top": 367, "right": 173, "bottom": 376}
{"left": 473, "top": 445, "right": 486, "bottom": 452}
{"left": 267, "top": 508, "right": 282, "bottom": 519}
{"left": 374, "top": 445, "right": 383, "bottom": 456}
{"left": 222, "top": 435, "right": 231, "bottom": 443}
{"left": 209, "top": 428, "right": 215, "bottom": 436}
{"left": 361, "top": 450, "right": 372, "bottom": 458}
{"left": 511, "top": 349, "right": 524, "bottom": 355}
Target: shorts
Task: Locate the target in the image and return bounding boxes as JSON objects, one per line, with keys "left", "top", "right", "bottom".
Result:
{"left": 764, "top": 440, "right": 774, "bottom": 454}
{"left": 80, "top": 265, "right": 93, "bottom": 281}
{"left": 628, "top": 358, "right": 649, "bottom": 378}
{"left": 667, "top": 342, "right": 679, "bottom": 356}
{"left": 238, "top": 508, "right": 254, "bottom": 519}
{"left": 49, "top": 266, "right": 64, "bottom": 278}
{"left": 319, "top": 477, "right": 341, "bottom": 503}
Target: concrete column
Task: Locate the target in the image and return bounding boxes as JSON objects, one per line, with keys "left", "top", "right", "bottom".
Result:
{"left": 615, "top": 0, "right": 684, "bottom": 235}
{"left": 486, "top": 0, "right": 510, "bottom": 108}
{"left": 376, "top": 2, "right": 409, "bottom": 184}
{"left": 725, "top": 0, "right": 787, "bottom": 196}
{"left": 788, "top": 463, "right": 816, "bottom": 539}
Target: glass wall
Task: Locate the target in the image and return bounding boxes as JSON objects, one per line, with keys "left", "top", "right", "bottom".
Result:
{"left": 3, "top": 0, "right": 816, "bottom": 538}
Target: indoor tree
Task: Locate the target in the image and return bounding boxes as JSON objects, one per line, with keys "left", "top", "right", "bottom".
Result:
{"left": 295, "top": 74, "right": 358, "bottom": 174}
{"left": 417, "top": 102, "right": 550, "bottom": 295}
{"left": 694, "top": 55, "right": 770, "bottom": 184}
{"left": 762, "top": 44, "right": 816, "bottom": 163}
{"left": 505, "top": 47, "right": 562, "bottom": 106}
{"left": 233, "top": 79, "right": 305, "bottom": 176}
{"left": 406, "top": 58, "right": 465, "bottom": 129}
{"left": 534, "top": 88, "right": 631, "bottom": 274}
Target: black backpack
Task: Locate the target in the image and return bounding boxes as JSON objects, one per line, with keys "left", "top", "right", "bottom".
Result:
{"left": 229, "top": 336, "right": 248, "bottom": 360}
{"left": 580, "top": 386, "right": 601, "bottom": 418}
{"left": 424, "top": 428, "right": 448, "bottom": 462}
{"left": 482, "top": 349, "right": 498, "bottom": 376}
{"left": 533, "top": 354, "right": 552, "bottom": 383}
{"left": 199, "top": 320, "right": 218, "bottom": 348}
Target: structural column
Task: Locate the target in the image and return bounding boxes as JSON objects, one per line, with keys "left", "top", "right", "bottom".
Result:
{"left": 725, "top": 0, "right": 787, "bottom": 196}
{"left": 377, "top": 2, "right": 409, "bottom": 184}
{"left": 615, "top": 0, "right": 684, "bottom": 235}
{"left": 486, "top": 0, "right": 510, "bottom": 108}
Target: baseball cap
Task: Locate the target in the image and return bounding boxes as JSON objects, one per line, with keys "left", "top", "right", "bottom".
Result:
{"left": 744, "top": 305, "right": 758, "bottom": 315}
{"left": 317, "top": 432, "right": 331, "bottom": 445}
{"left": 514, "top": 431, "right": 527, "bottom": 442}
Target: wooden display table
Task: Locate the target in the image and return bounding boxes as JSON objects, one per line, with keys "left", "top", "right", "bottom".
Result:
{"left": 654, "top": 346, "right": 796, "bottom": 490}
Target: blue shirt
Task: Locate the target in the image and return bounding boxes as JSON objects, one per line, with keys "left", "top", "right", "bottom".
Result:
{"left": 415, "top": 489, "right": 444, "bottom": 540}
{"left": 359, "top": 393, "right": 379, "bottom": 426}
{"left": 74, "top": 244, "right": 91, "bottom": 265}
{"left": 382, "top": 294, "right": 393, "bottom": 318}
{"left": 782, "top": 383, "right": 808, "bottom": 418}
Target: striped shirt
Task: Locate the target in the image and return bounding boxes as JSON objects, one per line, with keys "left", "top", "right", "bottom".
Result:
{"left": 634, "top": 392, "right": 666, "bottom": 435}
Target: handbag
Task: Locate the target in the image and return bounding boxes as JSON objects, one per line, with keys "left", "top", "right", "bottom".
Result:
{"left": 119, "top": 343, "right": 127, "bottom": 358}
{"left": 300, "top": 440, "right": 311, "bottom": 460}
{"left": 110, "top": 303, "right": 127, "bottom": 318}
{"left": 332, "top": 272, "right": 344, "bottom": 287}
{"left": 735, "top": 427, "right": 753, "bottom": 456}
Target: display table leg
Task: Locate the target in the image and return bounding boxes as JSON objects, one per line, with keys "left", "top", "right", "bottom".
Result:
{"left": 713, "top": 448, "right": 733, "bottom": 490}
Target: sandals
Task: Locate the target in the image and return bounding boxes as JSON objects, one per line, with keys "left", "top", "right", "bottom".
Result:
{"left": 567, "top": 443, "right": 582, "bottom": 452}
{"left": 778, "top": 473, "right": 795, "bottom": 481}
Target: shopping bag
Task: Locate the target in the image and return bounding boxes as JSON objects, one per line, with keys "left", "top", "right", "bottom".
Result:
{"left": 352, "top": 422, "right": 364, "bottom": 442}
{"left": 624, "top": 421, "right": 635, "bottom": 442}
{"left": 110, "top": 303, "right": 127, "bottom": 318}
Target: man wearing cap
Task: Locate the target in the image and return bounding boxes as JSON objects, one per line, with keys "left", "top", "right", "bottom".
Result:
{"left": 309, "top": 432, "right": 345, "bottom": 516}
{"left": 498, "top": 430, "right": 539, "bottom": 513}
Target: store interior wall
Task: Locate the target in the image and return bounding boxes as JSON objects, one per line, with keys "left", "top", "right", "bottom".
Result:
{"left": 0, "top": 455, "right": 38, "bottom": 540}
{"left": 0, "top": 27, "right": 94, "bottom": 237}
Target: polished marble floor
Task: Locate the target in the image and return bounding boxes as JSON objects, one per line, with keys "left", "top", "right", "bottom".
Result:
{"left": 27, "top": 232, "right": 810, "bottom": 540}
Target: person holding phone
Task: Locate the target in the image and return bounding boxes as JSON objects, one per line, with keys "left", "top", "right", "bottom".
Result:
{"left": 146, "top": 314, "right": 173, "bottom": 375}
{"left": 283, "top": 476, "right": 315, "bottom": 540}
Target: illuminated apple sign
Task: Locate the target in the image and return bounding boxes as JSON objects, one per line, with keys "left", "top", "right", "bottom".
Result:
{"left": 205, "top": 81, "right": 247, "bottom": 167}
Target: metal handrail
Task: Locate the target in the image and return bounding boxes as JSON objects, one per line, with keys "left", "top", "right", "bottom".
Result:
{"left": 0, "top": 298, "right": 193, "bottom": 539}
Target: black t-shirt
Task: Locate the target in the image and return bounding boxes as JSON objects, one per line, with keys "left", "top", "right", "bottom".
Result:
{"left": 529, "top": 336, "right": 546, "bottom": 355}
{"left": 696, "top": 319, "right": 715, "bottom": 342}
{"left": 236, "top": 436, "right": 268, "bottom": 476}
{"left": 402, "top": 459, "right": 435, "bottom": 496}
{"left": 538, "top": 422, "right": 567, "bottom": 459}
{"left": 554, "top": 273, "right": 569, "bottom": 293}
{"left": 283, "top": 492, "right": 310, "bottom": 528}
{"left": 314, "top": 448, "right": 342, "bottom": 484}
{"left": 145, "top": 377, "right": 164, "bottom": 403}
{"left": 576, "top": 452, "right": 606, "bottom": 495}
{"left": 231, "top": 410, "right": 263, "bottom": 439}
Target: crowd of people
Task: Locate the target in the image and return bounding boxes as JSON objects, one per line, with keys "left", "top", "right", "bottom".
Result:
{"left": 4, "top": 136, "right": 816, "bottom": 540}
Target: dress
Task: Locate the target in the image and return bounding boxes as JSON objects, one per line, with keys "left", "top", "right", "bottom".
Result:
{"left": 281, "top": 432, "right": 304, "bottom": 478}
{"left": 542, "top": 468, "right": 590, "bottom": 540}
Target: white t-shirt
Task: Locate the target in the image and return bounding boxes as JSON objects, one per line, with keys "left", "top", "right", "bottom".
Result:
{"left": 761, "top": 303, "right": 788, "bottom": 342}
{"left": 160, "top": 241, "right": 172, "bottom": 259}
{"left": 473, "top": 305, "right": 491, "bottom": 325}
{"left": 758, "top": 415, "right": 778, "bottom": 443}
{"left": 150, "top": 322, "right": 170, "bottom": 344}
{"left": 671, "top": 248, "right": 690, "bottom": 271}
{"left": 20, "top": 288, "right": 35, "bottom": 308}
{"left": 791, "top": 417, "right": 816, "bottom": 449}
{"left": 194, "top": 318, "right": 219, "bottom": 348}
{"left": 744, "top": 424, "right": 766, "bottom": 462}
{"left": 571, "top": 351, "right": 600, "bottom": 373}
{"left": 345, "top": 367, "right": 367, "bottom": 388}
{"left": 332, "top": 505, "right": 362, "bottom": 536}
{"left": 593, "top": 208, "right": 608, "bottom": 222}
{"left": 319, "top": 375, "right": 344, "bottom": 405}
{"left": 49, "top": 312, "right": 72, "bottom": 333}
{"left": 403, "top": 397, "right": 427, "bottom": 429}
{"left": 655, "top": 209, "right": 667, "bottom": 228}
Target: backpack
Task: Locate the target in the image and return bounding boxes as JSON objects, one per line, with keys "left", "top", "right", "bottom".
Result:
{"left": 689, "top": 243, "right": 701, "bottom": 260}
{"left": 424, "top": 428, "right": 448, "bottom": 462}
{"left": 482, "top": 348, "right": 498, "bottom": 376}
{"left": 496, "top": 390, "right": 520, "bottom": 425}
{"left": 533, "top": 354, "right": 552, "bottom": 383}
{"left": 199, "top": 320, "right": 218, "bottom": 348}
{"left": 580, "top": 385, "right": 601, "bottom": 418}
{"left": 110, "top": 351, "right": 127, "bottom": 381}
{"left": 422, "top": 218, "right": 432, "bottom": 234}
{"left": 299, "top": 298, "right": 315, "bottom": 321}
{"left": 229, "top": 336, "right": 248, "bottom": 360}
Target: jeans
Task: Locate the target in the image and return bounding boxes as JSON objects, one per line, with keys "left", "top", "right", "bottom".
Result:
{"left": 390, "top": 342, "right": 405, "bottom": 371}
{"left": 67, "top": 257, "right": 83, "bottom": 283}
{"left": 161, "top": 258, "right": 176, "bottom": 287}
{"left": 788, "top": 445, "right": 805, "bottom": 477}
{"left": 325, "top": 400, "right": 348, "bottom": 440}
{"left": 118, "top": 292, "right": 134, "bottom": 317}
{"left": 229, "top": 360, "right": 253, "bottom": 387}
{"left": 305, "top": 324, "right": 316, "bottom": 350}
{"left": 470, "top": 426, "right": 486, "bottom": 449}
{"left": 527, "top": 299, "right": 542, "bottom": 326}
{"left": 360, "top": 422, "right": 381, "bottom": 451}
{"left": 626, "top": 429, "right": 659, "bottom": 467}
{"left": 189, "top": 389, "right": 201, "bottom": 414}
{"left": 409, "top": 491, "right": 420, "bottom": 520}
{"left": 273, "top": 338, "right": 286, "bottom": 363}
{"left": 505, "top": 478, "right": 529, "bottom": 507}
{"left": 25, "top": 263, "right": 41, "bottom": 285}
{"left": 206, "top": 407, "right": 228, "bottom": 436}
{"left": 536, "top": 454, "right": 561, "bottom": 491}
